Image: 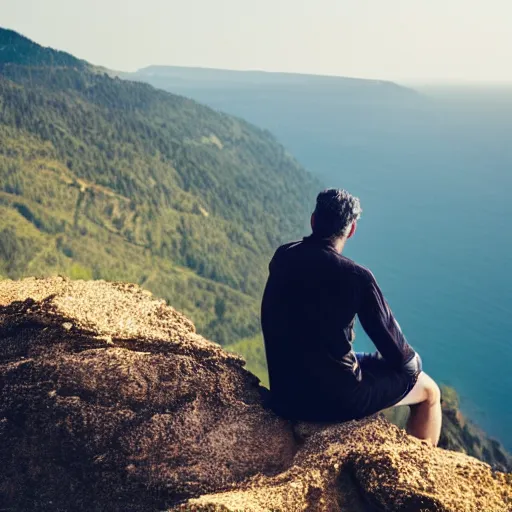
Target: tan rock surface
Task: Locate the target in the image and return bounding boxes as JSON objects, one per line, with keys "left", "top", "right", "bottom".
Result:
{"left": 0, "top": 277, "right": 294, "bottom": 511}
{"left": 180, "top": 417, "right": 511, "bottom": 511}
{"left": 0, "top": 277, "right": 510, "bottom": 511}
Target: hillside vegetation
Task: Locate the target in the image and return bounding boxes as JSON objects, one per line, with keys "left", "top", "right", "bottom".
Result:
{"left": 0, "top": 27, "right": 319, "bottom": 344}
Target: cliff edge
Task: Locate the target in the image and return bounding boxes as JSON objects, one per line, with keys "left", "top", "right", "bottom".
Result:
{"left": 0, "top": 277, "right": 510, "bottom": 511}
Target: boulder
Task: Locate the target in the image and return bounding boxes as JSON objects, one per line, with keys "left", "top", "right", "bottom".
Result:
{"left": 182, "top": 416, "right": 512, "bottom": 511}
{"left": 0, "top": 277, "right": 510, "bottom": 511}
{"left": 0, "top": 277, "right": 295, "bottom": 511}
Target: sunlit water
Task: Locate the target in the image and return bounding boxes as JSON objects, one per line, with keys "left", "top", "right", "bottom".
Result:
{"left": 294, "top": 87, "right": 512, "bottom": 449}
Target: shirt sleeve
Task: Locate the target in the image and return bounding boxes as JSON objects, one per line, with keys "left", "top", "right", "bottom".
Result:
{"left": 357, "top": 270, "right": 415, "bottom": 369}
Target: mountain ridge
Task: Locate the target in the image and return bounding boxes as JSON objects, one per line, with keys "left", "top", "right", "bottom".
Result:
{"left": 0, "top": 27, "right": 89, "bottom": 69}
{"left": 133, "top": 64, "right": 418, "bottom": 92}
{"left": 0, "top": 26, "right": 319, "bottom": 345}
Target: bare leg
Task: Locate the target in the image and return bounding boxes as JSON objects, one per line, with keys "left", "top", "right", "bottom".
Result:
{"left": 394, "top": 372, "right": 442, "bottom": 446}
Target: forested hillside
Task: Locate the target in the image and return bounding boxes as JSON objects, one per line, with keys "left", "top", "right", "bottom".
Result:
{"left": 0, "top": 28, "right": 319, "bottom": 344}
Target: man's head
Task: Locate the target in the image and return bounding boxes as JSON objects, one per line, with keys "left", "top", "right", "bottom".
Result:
{"left": 311, "top": 188, "right": 362, "bottom": 242}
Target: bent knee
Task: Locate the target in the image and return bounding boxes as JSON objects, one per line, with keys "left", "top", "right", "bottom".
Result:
{"left": 395, "top": 372, "right": 441, "bottom": 408}
{"left": 422, "top": 374, "right": 441, "bottom": 405}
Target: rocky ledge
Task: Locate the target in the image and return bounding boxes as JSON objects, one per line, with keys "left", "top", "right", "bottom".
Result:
{"left": 0, "top": 277, "right": 510, "bottom": 511}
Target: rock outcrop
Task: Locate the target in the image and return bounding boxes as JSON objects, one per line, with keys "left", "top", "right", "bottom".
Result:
{"left": 439, "top": 386, "right": 512, "bottom": 473}
{"left": 0, "top": 277, "right": 510, "bottom": 511}
{"left": 384, "top": 387, "right": 512, "bottom": 474}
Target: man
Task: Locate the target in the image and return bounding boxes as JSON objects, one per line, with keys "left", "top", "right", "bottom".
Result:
{"left": 261, "top": 189, "right": 442, "bottom": 446}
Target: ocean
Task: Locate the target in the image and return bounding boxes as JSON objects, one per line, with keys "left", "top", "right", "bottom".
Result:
{"left": 297, "top": 86, "right": 512, "bottom": 449}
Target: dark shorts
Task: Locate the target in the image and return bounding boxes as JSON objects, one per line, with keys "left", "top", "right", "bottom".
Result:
{"left": 345, "top": 351, "right": 422, "bottom": 420}
{"left": 268, "top": 351, "right": 422, "bottom": 423}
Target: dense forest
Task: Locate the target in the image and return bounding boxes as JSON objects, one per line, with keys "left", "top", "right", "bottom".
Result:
{"left": 0, "top": 27, "right": 319, "bottom": 344}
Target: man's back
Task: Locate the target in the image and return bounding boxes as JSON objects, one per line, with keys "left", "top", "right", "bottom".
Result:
{"left": 261, "top": 233, "right": 415, "bottom": 420}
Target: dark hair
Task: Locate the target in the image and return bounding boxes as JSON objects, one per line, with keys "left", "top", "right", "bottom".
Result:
{"left": 312, "top": 188, "right": 362, "bottom": 239}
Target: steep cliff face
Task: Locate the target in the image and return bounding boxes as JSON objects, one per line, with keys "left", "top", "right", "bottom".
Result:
{"left": 438, "top": 386, "right": 512, "bottom": 473}
{"left": 0, "top": 277, "right": 510, "bottom": 511}
{"left": 384, "top": 387, "right": 512, "bottom": 474}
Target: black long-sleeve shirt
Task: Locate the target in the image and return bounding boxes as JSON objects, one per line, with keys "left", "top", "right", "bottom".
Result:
{"left": 261, "top": 234, "right": 415, "bottom": 410}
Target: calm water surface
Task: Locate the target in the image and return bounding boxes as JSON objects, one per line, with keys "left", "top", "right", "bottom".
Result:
{"left": 311, "top": 88, "right": 512, "bottom": 449}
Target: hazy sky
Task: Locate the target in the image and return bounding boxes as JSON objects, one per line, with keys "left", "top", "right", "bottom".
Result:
{"left": 2, "top": 0, "right": 512, "bottom": 83}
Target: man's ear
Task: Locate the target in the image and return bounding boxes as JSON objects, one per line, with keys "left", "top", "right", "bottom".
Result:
{"left": 347, "top": 221, "right": 357, "bottom": 239}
